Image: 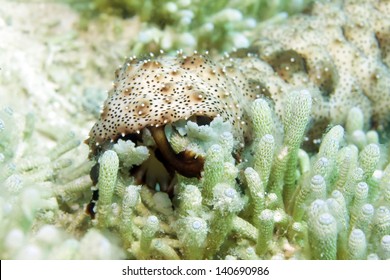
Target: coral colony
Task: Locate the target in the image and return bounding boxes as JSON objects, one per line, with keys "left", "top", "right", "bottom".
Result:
{"left": 1, "top": 0, "right": 390, "bottom": 259}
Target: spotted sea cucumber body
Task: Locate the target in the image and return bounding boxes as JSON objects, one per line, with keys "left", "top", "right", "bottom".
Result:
{"left": 87, "top": 53, "right": 258, "bottom": 154}
{"left": 87, "top": 0, "right": 390, "bottom": 155}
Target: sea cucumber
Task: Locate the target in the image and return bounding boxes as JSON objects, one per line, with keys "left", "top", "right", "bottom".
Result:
{"left": 86, "top": 0, "right": 390, "bottom": 206}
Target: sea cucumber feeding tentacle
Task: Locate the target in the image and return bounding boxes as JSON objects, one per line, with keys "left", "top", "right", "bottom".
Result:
{"left": 149, "top": 126, "right": 204, "bottom": 178}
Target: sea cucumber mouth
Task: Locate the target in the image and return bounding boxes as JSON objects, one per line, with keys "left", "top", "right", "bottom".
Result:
{"left": 129, "top": 115, "right": 211, "bottom": 188}
{"left": 127, "top": 123, "right": 205, "bottom": 195}
{"left": 86, "top": 116, "right": 210, "bottom": 218}
{"left": 127, "top": 124, "right": 205, "bottom": 197}
{"left": 148, "top": 126, "right": 204, "bottom": 178}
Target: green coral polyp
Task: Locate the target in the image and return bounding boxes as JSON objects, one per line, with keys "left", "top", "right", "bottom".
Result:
{"left": 255, "top": 209, "right": 275, "bottom": 256}
{"left": 348, "top": 229, "right": 367, "bottom": 260}
{"left": 309, "top": 213, "right": 338, "bottom": 260}
{"left": 176, "top": 216, "right": 208, "bottom": 259}
{"left": 95, "top": 150, "right": 119, "bottom": 226}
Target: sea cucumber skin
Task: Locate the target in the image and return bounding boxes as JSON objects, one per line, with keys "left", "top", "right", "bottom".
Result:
{"left": 87, "top": 0, "right": 390, "bottom": 156}
{"left": 86, "top": 53, "right": 258, "bottom": 155}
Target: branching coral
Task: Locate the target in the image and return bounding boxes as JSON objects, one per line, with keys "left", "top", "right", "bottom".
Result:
{"left": 63, "top": 0, "right": 313, "bottom": 52}
{"left": 0, "top": 107, "right": 125, "bottom": 259}
{"left": 81, "top": 100, "right": 390, "bottom": 260}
